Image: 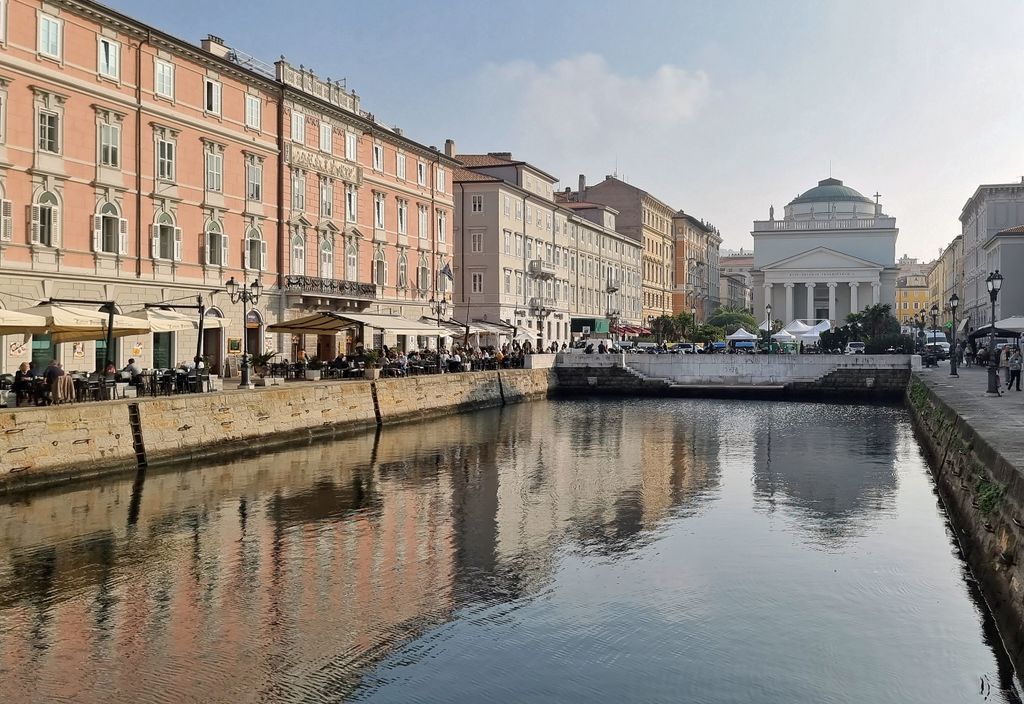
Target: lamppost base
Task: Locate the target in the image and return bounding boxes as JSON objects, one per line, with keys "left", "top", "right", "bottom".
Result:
{"left": 986, "top": 366, "right": 1001, "bottom": 396}
{"left": 237, "top": 382, "right": 254, "bottom": 390}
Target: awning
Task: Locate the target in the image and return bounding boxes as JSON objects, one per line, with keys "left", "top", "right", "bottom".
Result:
{"left": 127, "top": 308, "right": 227, "bottom": 333}
{"left": 471, "top": 320, "right": 515, "bottom": 336}
{"left": 419, "top": 317, "right": 488, "bottom": 337}
{"left": 995, "top": 316, "right": 1024, "bottom": 333}
{"left": 266, "top": 311, "right": 440, "bottom": 336}
{"left": 968, "top": 324, "right": 1022, "bottom": 342}
{"left": 0, "top": 309, "right": 48, "bottom": 336}
{"left": 958, "top": 318, "right": 969, "bottom": 333}
{"left": 18, "top": 304, "right": 151, "bottom": 343}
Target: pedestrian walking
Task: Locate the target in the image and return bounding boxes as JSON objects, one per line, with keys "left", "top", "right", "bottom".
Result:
{"left": 1009, "top": 347, "right": 1022, "bottom": 391}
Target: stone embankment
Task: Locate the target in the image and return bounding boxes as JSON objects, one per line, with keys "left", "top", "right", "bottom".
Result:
{"left": 0, "top": 368, "right": 555, "bottom": 490}
{"left": 908, "top": 369, "right": 1024, "bottom": 679}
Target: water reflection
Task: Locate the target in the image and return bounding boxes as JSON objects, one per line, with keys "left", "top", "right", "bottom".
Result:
{"left": 0, "top": 400, "right": 1016, "bottom": 703}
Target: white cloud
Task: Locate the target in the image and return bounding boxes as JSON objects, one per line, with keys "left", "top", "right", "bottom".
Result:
{"left": 477, "top": 54, "right": 709, "bottom": 173}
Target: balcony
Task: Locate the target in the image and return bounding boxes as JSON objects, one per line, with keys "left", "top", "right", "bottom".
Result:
{"left": 605, "top": 276, "right": 621, "bottom": 293}
{"left": 528, "top": 259, "right": 556, "bottom": 279}
{"left": 284, "top": 275, "right": 376, "bottom": 300}
{"left": 529, "top": 296, "right": 556, "bottom": 310}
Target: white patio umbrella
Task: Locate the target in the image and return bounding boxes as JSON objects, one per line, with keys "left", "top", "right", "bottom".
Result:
{"left": 127, "top": 308, "right": 226, "bottom": 332}
{"left": 0, "top": 309, "right": 48, "bottom": 336}
{"left": 18, "top": 303, "right": 151, "bottom": 343}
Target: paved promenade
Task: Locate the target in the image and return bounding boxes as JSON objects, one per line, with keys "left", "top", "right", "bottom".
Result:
{"left": 914, "top": 361, "right": 1024, "bottom": 471}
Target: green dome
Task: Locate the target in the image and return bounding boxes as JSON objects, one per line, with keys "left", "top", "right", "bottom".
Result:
{"left": 789, "top": 178, "right": 873, "bottom": 205}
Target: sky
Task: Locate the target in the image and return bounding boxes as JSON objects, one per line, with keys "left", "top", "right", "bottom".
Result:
{"left": 109, "top": 0, "right": 1024, "bottom": 261}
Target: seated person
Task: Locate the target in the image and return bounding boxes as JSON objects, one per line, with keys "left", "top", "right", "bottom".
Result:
{"left": 123, "top": 358, "right": 144, "bottom": 385}
{"left": 43, "top": 359, "right": 64, "bottom": 385}
{"left": 12, "top": 362, "right": 32, "bottom": 404}
{"left": 332, "top": 354, "right": 349, "bottom": 370}
{"left": 104, "top": 362, "right": 117, "bottom": 376}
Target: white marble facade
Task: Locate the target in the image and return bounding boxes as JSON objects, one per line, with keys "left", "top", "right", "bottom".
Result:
{"left": 751, "top": 178, "right": 898, "bottom": 326}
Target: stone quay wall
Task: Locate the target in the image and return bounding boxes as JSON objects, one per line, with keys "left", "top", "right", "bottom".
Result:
{"left": 907, "top": 374, "right": 1024, "bottom": 679}
{"left": 0, "top": 368, "right": 556, "bottom": 490}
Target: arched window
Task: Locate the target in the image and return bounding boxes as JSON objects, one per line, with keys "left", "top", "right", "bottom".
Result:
{"left": 346, "top": 241, "right": 358, "bottom": 281}
{"left": 151, "top": 211, "right": 181, "bottom": 261}
{"left": 319, "top": 237, "right": 333, "bottom": 279}
{"left": 436, "top": 258, "right": 448, "bottom": 294}
{"left": 374, "top": 248, "right": 385, "bottom": 284}
{"left": 30, "top": 191, "right": 60, "bottom": 247}
{"left": 418, "top": 254, "right": 429, "bottom": 292}
{"left": 245, "top": 225, "right": 266, "bottom": 271}
{"left": 397, "top": 251, "right": 408, "bottom": 288}
{"left": 291, "top": 230, "right": 305, "bottom": 276}
{"left": 92, "top": 202, "right": 124, "bottom": 254}
{"left": 205, "top": 221, "right": 226, "bottom": 266}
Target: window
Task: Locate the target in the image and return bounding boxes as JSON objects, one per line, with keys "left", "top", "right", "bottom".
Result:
{"left": 319, "top": 122, "right": 332, "bottom": 153}
{"left": 346, "top": 242, "right": 357, "bottom": 280}
{"left": 396, "top": 153, "right": 406, "bottom": 180}
{"left": 245, "top": 95, "right": 261, "bottom": 130}
{"left": 397, "top": 199, "right": 408, "bottom": 235}
{"left": 418, "top": 256, "right": 429, "bottom": 291}
{"left": 205, "top": 149, "right": 223, "bottom": 192}
{"left": 471, "top": 272, "right": 483, "bottom": 294}
{"left": 291, "top": 170, "right": 305, "bottom": 210}
{"left": 38, "top": 112, "right": 58, "bottom": 153}
{"left": 289, "top": 111, "right": 305, "bottom": 143}
{"left": 98, "top": 38, "right": 119, "bottom": 79}
{"left": 345, "top": 185, "right": 357, "bottom": 223}
{"left": 346, "top": 132, "right": 357, "bottom": 160}
{"left": 471, "top": 231, "right": 483, "bottom": 253}
{"left": 373, "top": 144, "right": 384, "bottom": 171}
{"left": 319, "top": 238, "right": 333, "bottom": 278}
{"left": 526, "top": 239, "right": 533, "bottom": 259}
{"left": 503, "top": 230, "right": 511, "bottom": 254}
{"left": 417, "top": 205, "right": 428, "bottom": 240}
{"left": 504, "top": 270, "right": 511, "bottom": 294}
{"left": 397, "top": 252, "right": 408, "bottom": 288}
{"left": 471, "top": 194, "right": 483, "bottom": 213}
{"left": 319, "top": 178, "right": 332, "bottom": 218}
{"left": 374, "top": 192, "right": 385, "bottom": 229}
{"left": 526, "top": 205, "right": 532, "bottom": 224}
{"left": 515, "top": 201, "right": 522, "bottom": 220}
{"left": 205, "top": 223, "right": 226, "bottom": 266}
{"left": 93, "top": 203, "right": 126, "bottom": 254}
{"left": 157, "top": 138, "right": 175, "bottom": 181}
{"left": 516, "top": 272, "right": 523, "bottom": 295}
{"left": 417, "top": 161, "right": 427, "bottom": 186}
{"left": 151, "top": 212, "right": 180, "bottom": 261}
{"left": 154, "top": 61, "right": 174, "bottom": 99}
{"left": 99, "top": 121, "right": 120, "bottom": 167}
{"left": 291, "top": 231, "right": 305, "bottom": 275}
{"left": 246, "top": 158, "right": 262, "bottom": 201}
{"left": 373, "top": 250, "right": 387, "bottom": 285}
{"left": 204, "top": 78, "right": 221, "bottom": 115}
{"left": 436, "top": 211, "right": 447, "bottom": 243}
{"left": 504, "top": 195, "right": 511, "bottom": 217}
{"left": 437, "top": 167, "right": 446, "bottom": 193}
{"left": 245, "top": 227, "right": 267, "bottom": 271}
{"left": 38, "top": 15, "right": 60, "bottom": 59}
{"left": 515, "top": 234, "right": 522, "bottom": 256}
{"left": 0, "top": 198, "right": 12, "bottom": 243}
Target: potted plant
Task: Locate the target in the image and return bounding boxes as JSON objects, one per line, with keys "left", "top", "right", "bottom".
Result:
{"left": 252, "top": 351, "right": 281, "bottom": 386}
{"left": 363, "top": 350, "right": 382, "bottom": 380}
{"left": 304, "top": 356, "right": 324, "bottom": 381}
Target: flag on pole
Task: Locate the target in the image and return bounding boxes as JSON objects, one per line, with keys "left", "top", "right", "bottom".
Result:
{"left": 441, "top": 262, "right": 454, "bottom": 281}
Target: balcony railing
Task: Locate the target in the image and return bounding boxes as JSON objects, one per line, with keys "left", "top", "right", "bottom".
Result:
{"left": 528, "top": 259, "right": 557, "bottom": 279}
{"left": 752, "top": 216, "right": 897, "bottom": 232}
{"left": 605, "top": 277, "right": 621, "bottom": 293}
{"left": 284, "top": 275, "right": 376, "bottom": 300}
{"left": 530, "top": 296, "right": 556, "bottom": 310}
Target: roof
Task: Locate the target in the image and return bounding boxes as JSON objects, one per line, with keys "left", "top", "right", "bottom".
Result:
{"left": 585, "top": 176, "right": 676, "bottom": 214}
{"left": 673, "top": 211, "right": 712, "bottom": 232}
{"left": 453, "top": 166, "right": 501, "bottom": 183}
{"left": 995, "top": 224, "right": 1024, "bottom": 235}
{"left": 961, "top": 179, "right": 1024, "bottom": 221}
{"left": 789, "top": 178, "right": 873, "bottom": 205}
{"left": 456, "top": 153, "right": 559, "bottom": 182}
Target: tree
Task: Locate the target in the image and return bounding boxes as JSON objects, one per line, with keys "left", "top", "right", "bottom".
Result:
{"left": 693, "top": 323, "right": 724, "bottom": 345}
{"left": 706, "top": 308, "right": 758, "bottom": 336}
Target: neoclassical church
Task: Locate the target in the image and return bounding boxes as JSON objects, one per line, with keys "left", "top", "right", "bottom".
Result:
{"left": 751, "top": 178, "right": 898, "bottom": 326}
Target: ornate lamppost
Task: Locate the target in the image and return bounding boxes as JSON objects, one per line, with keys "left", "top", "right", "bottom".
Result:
{"left": 429, "top": 295, "right": 448, "bottom": 349}
{"left": 765, "top": 303, "right": 772, "bottom": 355}
{"left": 225, "top": 276, "right": 262, "bottom": 389}
{"left": 930, "top": 303, "right": 939, "bottom": 344}
{"left": 986, "top": 270, "right": 1003, "bottom": 395}
{"left": 690, "top": 305, "right": 697, "bottom": 339}
{"left": 949, "top": 292, "right": 959, "bottom": 377}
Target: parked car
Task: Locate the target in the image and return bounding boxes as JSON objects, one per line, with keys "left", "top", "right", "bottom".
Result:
{"left": 675, "top": 343, "right": 695, "bottom": 354}
{"left": 733, "top": 341, "right": 756, "bottom": 353}
{"left": 845, "top": 342, "right": 866, "bottom": 355}
{"left": 924, "top": 342, "right": 949, "bottom": 360}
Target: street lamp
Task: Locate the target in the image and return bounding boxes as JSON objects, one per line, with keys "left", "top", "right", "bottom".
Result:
{"left": 915, "top": 311, "right": 925, "bottom": 352}
{"left": 429, "top": 295, "right": 449, "bottom": 350}
{"left": 986, "top": 270, "right": 1003, "bottom": 395}
{"left": 690, "top": 305, "right": 697, "bottom": 339}
{"left": 930, "top": 303, "right": 939, "bottom": 344}
{"left": 765, "top": 303, "right": 772, "bottom": 355}
{"left": 225, "top": 276, "right": 262, "bottom": 389}
{"left": 949, "top": 292, "right": 959, "bottom": 377}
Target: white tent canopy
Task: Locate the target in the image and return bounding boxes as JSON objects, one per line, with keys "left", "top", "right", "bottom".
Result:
{"left": 784, "top": 320, "right": 813, "bottom": 334}
{"left": 0, "top": 309, "right": 48, "bottom": 336}
{"left": 995, "top": 316, "right": 1024, "bottom": 333}
{"left": 18, "top": 304, "right": 151, "bottom": 343}
{"left": 771, "top": 329, "right": 797, "bottom": 341}
{"left": 726, "top": 327, "right": 759, "bottom": 341}
{"left": 127, "top": 308, "right": 227, "bottom": 333}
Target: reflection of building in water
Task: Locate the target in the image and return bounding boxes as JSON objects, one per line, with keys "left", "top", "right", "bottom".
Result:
{"left": 751, "top": 405, "right": 899, "bottom": 545}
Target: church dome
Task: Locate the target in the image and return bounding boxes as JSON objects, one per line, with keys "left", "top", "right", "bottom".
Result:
{"left": 789, "top": 178, "right": 873, "bottom": 205}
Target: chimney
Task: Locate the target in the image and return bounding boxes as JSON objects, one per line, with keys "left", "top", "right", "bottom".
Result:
{"left": 578, "top": 174, "right": 586, "bottom": 197}
{"left": 201, "top": 34, "right": 230, "bottom": 59}
{"left": 444, "top": 139, "right": 456, "bottom": 158}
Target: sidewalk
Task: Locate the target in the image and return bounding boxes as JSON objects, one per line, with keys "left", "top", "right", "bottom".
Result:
{"left": 914, "top": 361, "right": 1024, "bottom": 469}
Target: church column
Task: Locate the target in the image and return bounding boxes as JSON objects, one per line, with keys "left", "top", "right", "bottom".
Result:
{"left": 805, "top": 282, "right": 815, "bottom": 321}
{"left": 872, "top": 282, "right": 881, "bottom": 305}
{"left": 827, "top": 282, "right": 837, "bottom": 323}
{"left": 784, "top": 283, "right": 795, "bottom": 323}
{"left": 849, "top": 282, "right": 859, "bottom": 313}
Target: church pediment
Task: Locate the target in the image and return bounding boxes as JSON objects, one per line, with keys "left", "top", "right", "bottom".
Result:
{"left": 761, "top": 247, "right": 883, "bottom": 271}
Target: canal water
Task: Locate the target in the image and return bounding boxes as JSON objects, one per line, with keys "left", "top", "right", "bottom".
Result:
{"left": 0, "top": 399, "right": 1018, "bottom": 703}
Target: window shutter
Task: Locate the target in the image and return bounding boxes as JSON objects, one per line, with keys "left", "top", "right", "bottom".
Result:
{"left": 243, "top": 238, "right": 251, "bottom": 269}
{"left": 151, "top": 224, "right": 161, "bottom": 258}
{"left": 0, "top": 200, "right": 12, "bottom": 242}
{"left": 201, "top": 232, "right": 208, "bottom": 265}
{"left": 260, "top": 240, "right": 268, "bottom": 271}
{"left": 29, "top": 205, "right": 41, "bottom": 244}
{"left": 92, "top": 215, "right": 103, "bottom": 251}
{"left": 118, "top": 218, "right": 129, "bottom": 255}
{"left": 50, "top": 207, "right": 60, "bottom": 247}
{"left": 173, "top": 228, "right": 182, "bottom": 261}
{"left": 221, "top": 234, "right": 229, "bottom": 267}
